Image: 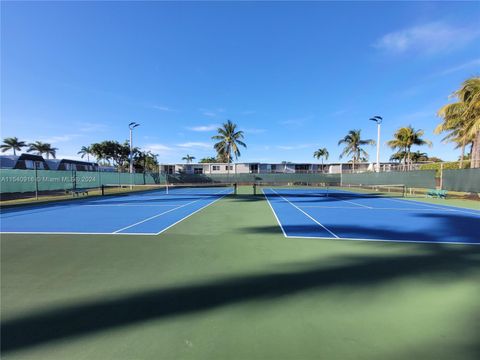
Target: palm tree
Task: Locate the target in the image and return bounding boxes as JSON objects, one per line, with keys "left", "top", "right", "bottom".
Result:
{"left": 410, "top": 151, "right": 429, "bottom": 162}
{"left": 77, "top": 146, "right": 93, "bottom": 162}
{"left": 313, "top": 148, "right": 329, "bottom": 172}
{"left": 436, "top": 77, "right": 480, "bottom": 168}
{"left": 182, "top": 154, "right": 195, "bottom": 164}
{"left": 387, "top": 126, "right": 431, "bottom": 170}
{"left": 199, "top": 157, "right": 218, "bottom": 163}
{"left": 212, "top": 120, "right": 246, "bottom": 171}
{"left": 0, "top": 137, "right": 27, "bottom": 156}
{"left": 338, "top": 130, "right": 374, "bottom": 172}
{"left": 27, "top": 141, "right": 58, "bottom": 159}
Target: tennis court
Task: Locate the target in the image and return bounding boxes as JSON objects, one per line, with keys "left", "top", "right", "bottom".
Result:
{"left": 0, "top": 185, "right": 233, "bottom": 235}
{"left": 263, "top": 187, "right": 480, "bottom": 245}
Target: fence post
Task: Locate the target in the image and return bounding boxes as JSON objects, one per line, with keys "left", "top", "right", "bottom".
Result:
{"left": 34, "top": 161, "right": 39, "bottom": 200}
{"left": 439, "top": 163, "right": 444, "bottom": 190}
{"left": 72, "top": 169, "right": 76, "bottom": 190}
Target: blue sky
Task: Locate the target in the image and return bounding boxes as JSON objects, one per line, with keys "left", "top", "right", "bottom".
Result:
{"left": 1, "top": 1, "right": 479, "bottom": 164}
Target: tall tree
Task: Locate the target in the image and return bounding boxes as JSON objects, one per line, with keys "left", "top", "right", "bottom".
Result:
{"left": 89, "top": 140, "right": 134, "bottom": 170}
{"left": 182, "top": 154, "right": 195, "bottom": 163}
{"left": 134, "top": 151, "right": 158, "bottom": 172}
{"left": 436, "top": 77, "right": 480, "bottom": 168}
{"left": 387, "top": 126, "right": 431, "bottom": 170}
{"left": 27, "top": 141, "right": 58, "bottom": 159}
{"left": 77, "top": 146, "right": 93, "bottom": 162}
{"left": 0, "top": 137, "right": 27, "bottom": 156}
{"left": 199, "top": 157, "right": 218, "bottom": 163}
{"left": 313, "top": 147, "right": 329, "bottom": 172}
{"left": 212, "top": 120, "right": 246, "bottom": 167}
{"left": 338, "top": 130, "right": 374, "bottom": 172}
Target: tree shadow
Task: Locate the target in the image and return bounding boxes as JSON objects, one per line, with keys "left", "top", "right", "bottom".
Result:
{"left": 2, "top": 244, "right": 479, "bottom": 354}
{"left": 254, "top": 201, "right": 480, "bottom": 244}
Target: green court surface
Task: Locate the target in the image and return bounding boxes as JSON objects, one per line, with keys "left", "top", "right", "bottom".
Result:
{"left": 1, "top": 187, "right": 479, "bottom": 360}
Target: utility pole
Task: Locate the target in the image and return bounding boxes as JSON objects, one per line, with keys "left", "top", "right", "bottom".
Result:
{"left": 369, "top": 116, "right": 383, "bottom": 172}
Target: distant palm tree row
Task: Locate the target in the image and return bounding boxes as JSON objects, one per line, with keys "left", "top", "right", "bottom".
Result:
{"left": 435, "top": 77, "right": 479, "bottom": 168}
{"left": 313, "top": 77, "right": 479, "bottom": 169}
{"left": 0, "top": 138, "right": 58, "bottom": 159}
{"left": 314, "top": 126, "right": 431, "bottom": 170}
{"left": 2, "top": 77, "right": 478, "bottom": 169}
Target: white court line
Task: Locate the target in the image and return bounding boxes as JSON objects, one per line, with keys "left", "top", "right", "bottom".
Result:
{"left": 268, "top": 188, "right": 339, "bottom": 238}
{"left": 298, "top": 205, "right": 459, "bottom": 212}
{"left": 262, "top": 189, "right": 288, "bottom": 238}
{"left": 113, "top": 188, "right": 231, "bottom": 234}
{"left": 329, "top": 195, "right": 373, "bottom": 209}
{"left": 381, "top": 197, "right": 480, "bottom": 216}
{"left": 155, "top": 191, "right": 232, "bottom": 235}
{"left": 284, "top": 234, "right": 480, "bottom": 246}
{"left": 83, "top": 204, "right": 179, "bottom": 207}
{"left": 0, "top": 231, "right": 157, "bottom": 236}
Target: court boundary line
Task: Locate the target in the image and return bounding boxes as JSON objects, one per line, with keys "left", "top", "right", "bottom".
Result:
{"left": 268, "top": 188, "right": 339, "bottom": 238}
{"left": 0, "top": 231, "right": 157, "bottom": 236}
{"left": 113, "top": 188, "right": 231, "bottom": 233}
{"left": 262, "top": 189, "right": 288, "bottom": 237}
{"left": 84, "top": 204, "right": 180, "bottom": 207}
{"left": 383, "top": 197, "right": 480, "bottom": 216}
{"left": 333, "top": 187, "right": 480, "bottom": 216}
{"left": 155, "top": 191, "right": 232, "bottom": 235}
{"left": 0, "top": 189, "right": 233, "bottom": 236}
{"left": 298, "top": 205, "right": 462, "bottom": 211}
{"left": 329, "top": 195, "right": 373, "bottom": 209}
{"left": 284, "top": 234, "right": 480, "bottom": 246}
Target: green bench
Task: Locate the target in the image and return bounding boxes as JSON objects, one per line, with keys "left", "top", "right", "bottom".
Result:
{"left": 65, "top": 189, "right": 89, "bottom": 197}
{"left": 426, "top": 189, "right": 447, "bottom": 199}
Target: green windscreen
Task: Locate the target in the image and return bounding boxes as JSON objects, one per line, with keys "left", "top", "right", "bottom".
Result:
{"left": 0, "top": 169, "right": 167, "bottom": 193}
{"left": 342, "top": 170, "right": 436, "bottom": 188}
{"left": 167, "top": 173, "right": 341, "bottom": 184}
{"left": 443, "top": 168, "right": 480, "bottom": 192}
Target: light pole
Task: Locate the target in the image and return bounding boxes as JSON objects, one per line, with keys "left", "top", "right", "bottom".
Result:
{"left": 369, "top": 116, "right": 382, "bottom": 172}
{"left": 129, "top": 122, "right": 140, "bottom": 174}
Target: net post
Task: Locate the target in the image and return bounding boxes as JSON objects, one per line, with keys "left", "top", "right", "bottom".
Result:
{"left": 234, "top": 182, "right": 237, "bottom": 195}
{"left": 101, "top": 184, "right": 105, "bottom": 196}
{"left": 34, "top": 161, "right": 39, "bottom": 200}
{"left": 253, "top": 183, "right": 257, "bottom": 196}
{"left": 439, "top": 163, "right": 444, "bottom": 190}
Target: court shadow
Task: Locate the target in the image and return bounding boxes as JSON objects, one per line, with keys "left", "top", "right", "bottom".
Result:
{"left": 2, "top": 244, "right": 479, "bottom": 353}
{"left": 245, "top": 211, "right": 480, "bottom": 244}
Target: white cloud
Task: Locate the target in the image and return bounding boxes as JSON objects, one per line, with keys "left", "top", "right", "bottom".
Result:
{"left": 434, "top": 58, "right": 480, "bottom": 77}
{"left": 78, "top": 122, "right": 108, "bottom": 132}
{"left": 276, "top": 144, "right": 313, "bottom": 150}
{"left": 177, "top": 142, "right": 212, "bottom": 149}
{"left": 244, "top": 128, "right": 266, "bottom": 134}
{"left": 280, "top": 115, "right": 313, "bottom": 126}
{"left": 200, "top": 108, "right": 225, "bottom": 117}
{"left": 144, "top": 143, "right": 174, "bottom": 153}
{"left": 187, "top": 124, "right": 219, "bottom": 132}
{"left": 39, "top": 135, "right": 78, "bottom": 143}
{"left": 151, "top": 105, "right": 175, "bottom": 112}
{"left": 374, "top": 22, "right": 479, "bottom": 55}
{"left": 331, "top": 109, "right": 348, "bottom": 117}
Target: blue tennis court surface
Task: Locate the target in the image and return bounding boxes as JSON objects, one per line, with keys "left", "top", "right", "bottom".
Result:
{"left": 263, "top": 188, "right": 480, "bottom": 245}
{"left": 0, "top": 187, "right": 233, "bottom": 235}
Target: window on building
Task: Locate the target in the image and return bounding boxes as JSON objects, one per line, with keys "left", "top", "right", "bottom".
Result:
{"left": 225, "top": 165, "right": 233, "bottom": 171}
{"left": 295, "top": 164, "right": 310, "bottom": 172}
{"left": 212, "top": 165, "right": 220, "bottom": 171}
{"left": 249, "top": 164, "right": 258, "bottom": 173}
{"left": 194, "top": 168, "right": 203, "bottom": 174}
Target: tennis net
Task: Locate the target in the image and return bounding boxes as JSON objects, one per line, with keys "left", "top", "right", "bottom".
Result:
{"left": 255, "top": 183, "right": 406, "bottom": 198}
{"left": 102, "top": 183, "right": 237, "bottom": 197}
